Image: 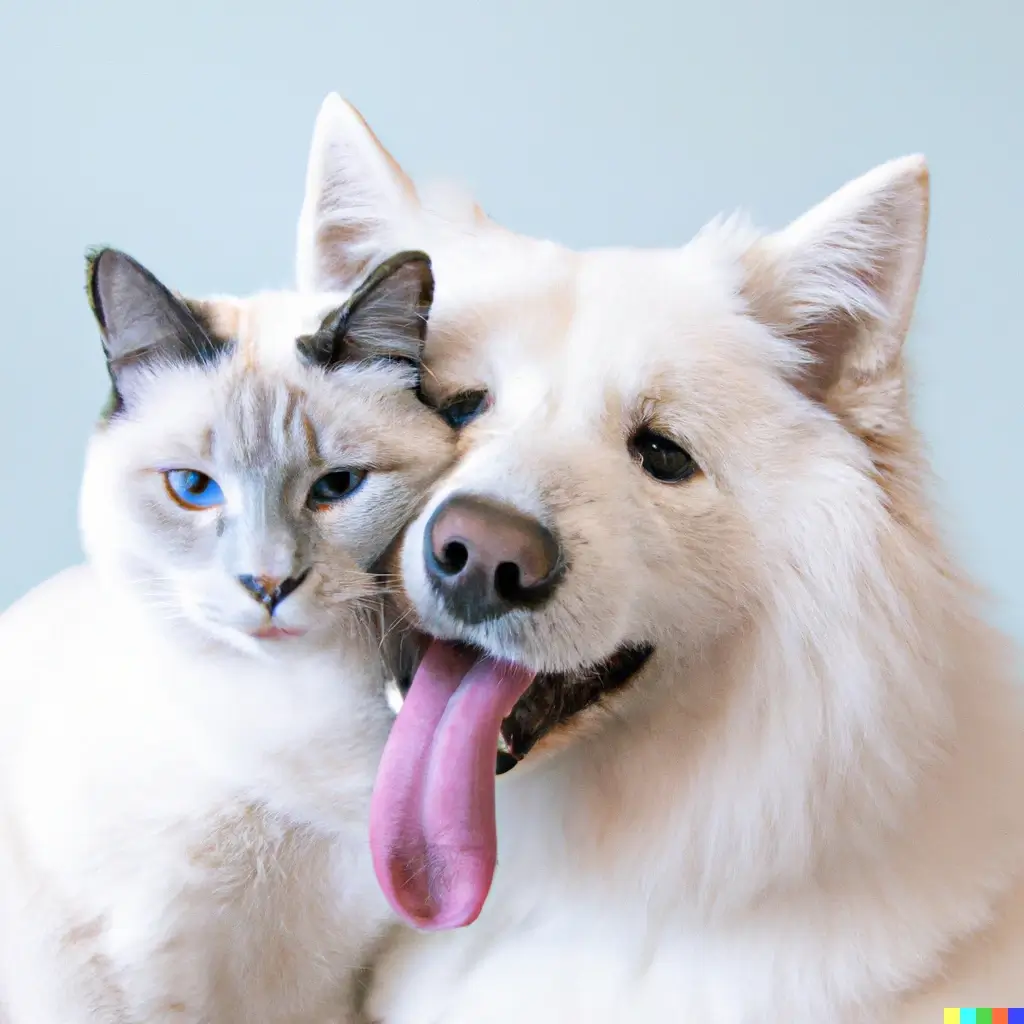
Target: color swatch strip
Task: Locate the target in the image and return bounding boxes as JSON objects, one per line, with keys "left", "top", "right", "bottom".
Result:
{"left": 944, "top": 1011, "right": 1023, "bottom": 1024}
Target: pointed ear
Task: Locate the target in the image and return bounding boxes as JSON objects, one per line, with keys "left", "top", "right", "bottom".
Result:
{"left": 295, "top": 94, "right": 420, "bottom": 294}
{"left": 86, "top": 248, "right": 229, "bottom": 413}
{"left": 297, "top": 250, "right": 433, "bottom": 377}
{"left": 742, "top": 156, "right": 929, "bottom": 406}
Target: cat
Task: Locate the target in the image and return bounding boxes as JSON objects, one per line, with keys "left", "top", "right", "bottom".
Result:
{"left": 0, "top": 246, "right": 454, "bottom": 1023}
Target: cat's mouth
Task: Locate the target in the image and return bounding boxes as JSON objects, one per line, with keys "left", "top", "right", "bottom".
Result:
{"left": 250, "top": 624, "right": 308, "bottom": 640}
{"left": 385, "top": 639, "right": 654, "bottom": 773}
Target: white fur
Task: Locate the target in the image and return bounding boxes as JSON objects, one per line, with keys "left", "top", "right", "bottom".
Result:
{"left": 0, "top": 280, "right": 454, "bottom": 1022}
{"left": 295, "top": 96, "right": 1024, "bottom": 1022}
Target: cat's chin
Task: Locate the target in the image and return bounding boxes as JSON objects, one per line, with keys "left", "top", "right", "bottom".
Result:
{"left": 211, "top": 624, "right": 313, "bottom": 657}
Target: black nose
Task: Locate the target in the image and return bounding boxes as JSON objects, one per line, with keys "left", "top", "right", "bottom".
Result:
{"left": 237, "top": 570, "right": 310, "bottom": 614}
{"left": 424, "top": 495, "right": 563, "bottom": 625}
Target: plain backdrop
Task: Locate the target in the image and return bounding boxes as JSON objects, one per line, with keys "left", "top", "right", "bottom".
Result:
{"left": 0, "top": 0, "right": 1020, "bottom": 642}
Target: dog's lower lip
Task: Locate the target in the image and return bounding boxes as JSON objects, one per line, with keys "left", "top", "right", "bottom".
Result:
{"left": 498, "top": 643, "right": 655, "bottom": 769}
{"left": 396, "top": 641, "right": 655, "bottom": 773}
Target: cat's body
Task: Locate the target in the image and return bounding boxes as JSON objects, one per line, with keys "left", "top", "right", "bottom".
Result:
{"left": 0, "top": 250, "right": 454, "bottom": 1023}
{"left": 0, "top": 563, "right": 391, "bottom": 1023}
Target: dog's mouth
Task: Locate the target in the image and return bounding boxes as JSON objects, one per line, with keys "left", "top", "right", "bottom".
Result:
{"left": 388, "top": 641, "right": 654, "bottom": 774}
{"left": 371, "top": 636, "right": 653, "bottom": 933}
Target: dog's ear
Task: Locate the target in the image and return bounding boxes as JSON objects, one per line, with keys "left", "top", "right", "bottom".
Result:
{"left": 296, "top": 94, "right": 420, "bottom": 295}
{"left": 742, "top": 156, "right": 929, "bottom": 411}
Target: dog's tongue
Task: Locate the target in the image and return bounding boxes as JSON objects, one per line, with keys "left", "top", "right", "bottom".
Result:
{"left": 370, "top": 641, "right": 536, "bottom": 930}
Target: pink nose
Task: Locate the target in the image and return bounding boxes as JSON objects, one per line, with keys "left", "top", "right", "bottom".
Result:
{"left": 424, "top": 495, "right": 563, "bottom": 624}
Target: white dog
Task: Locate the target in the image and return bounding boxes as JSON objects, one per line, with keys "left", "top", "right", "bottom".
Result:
{"left": 294, "top": 95, "right": 1024, "bottom": 1022}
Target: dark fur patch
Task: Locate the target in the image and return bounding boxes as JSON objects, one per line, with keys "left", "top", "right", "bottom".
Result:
{"left": 297, "top": 251, "right": 433, "bottom": 381}
{"left": 85, "top": 248, "right": 233, "bottom": 421}
{"left": 179, "top": 299, "right": 234, "bottom": 349}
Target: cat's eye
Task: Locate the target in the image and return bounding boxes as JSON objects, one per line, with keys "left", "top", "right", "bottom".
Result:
{"left": 629, "top": 428, "right": 699, "bottom": 483}
{"left": 307, "top": 469, "right": 368, "bottom": 509}
{"left": 438, "top": 390, "right": 490, "bottom": 429}
{"left": 163, "top": 469, "right": 225, "bottom": 510}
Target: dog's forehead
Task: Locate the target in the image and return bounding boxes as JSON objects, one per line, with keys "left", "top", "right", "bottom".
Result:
{"left": 424, "top": 225, "right": 764, "bottom": 434}
{"left": 573, "top": 245, "right": 743, "bottom": 353}
{"left": 456, "top": 253, "right": 740, "bottom": 393}
{"left": 426, "top": 240, "right": 580, "bottom": 389}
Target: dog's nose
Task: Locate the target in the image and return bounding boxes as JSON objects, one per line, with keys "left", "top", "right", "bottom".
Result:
{"left": 237, "top": 570, "right": 310, "bottom": 614}
{"left": 424, "top": 495, "right": 563, "bottom": 623}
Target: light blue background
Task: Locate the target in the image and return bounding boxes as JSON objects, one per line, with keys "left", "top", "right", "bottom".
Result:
{"left": 0, "top": 0, "right": 1020, "bottom": 640}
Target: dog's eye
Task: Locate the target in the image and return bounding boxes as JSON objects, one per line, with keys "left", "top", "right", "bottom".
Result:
{"left": 630, "top": 428, "right": 698, "bottom": 483}
{"left": 439, "top": 390, "right": 490, "bottom": 429}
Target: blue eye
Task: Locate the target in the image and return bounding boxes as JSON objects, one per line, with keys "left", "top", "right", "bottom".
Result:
{"left": 163, "top": 469, "right": 224, "bottom": 510}
{"left": 439, "top": 390, "right": 490, "bottom": 429}
{"left": 308, "top": 469, "right": 368, "bottom": 509}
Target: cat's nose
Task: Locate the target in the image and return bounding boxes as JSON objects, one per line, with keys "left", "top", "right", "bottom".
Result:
{"left": 237, "top": 570, "right": 310, "bottom": 614}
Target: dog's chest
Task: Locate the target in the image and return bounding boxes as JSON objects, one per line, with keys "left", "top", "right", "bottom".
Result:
{"left": 365, "top": 908, "right": 916, "bottom": 1024}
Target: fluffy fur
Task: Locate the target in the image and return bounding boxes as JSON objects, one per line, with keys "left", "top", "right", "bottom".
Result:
{"left": 297, "top": 95, "right": 1024, "bottom": 1022}
{"left": 0, "top": 250, "right": 454, "bottom": 1022}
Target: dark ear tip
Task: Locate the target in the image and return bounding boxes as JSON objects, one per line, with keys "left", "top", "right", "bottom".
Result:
{"left": 85, "top": 246, "right": 133, "bottom": 295}
{"left": 84, "top": 247, "right": 156, "bottom": 326}
{"left": 376, "top": 249, "right": 434, "bottom": 283}
{"left": 387, "top": 249, "right": 433, "bottom": 272}
{"left": 85, "top": 246, "right": 129, "bottom": 276}
{"left": 344, "top": 249, "right": 436, "bottom": 319}
{"left": 388, "top": 249, "right": 435, "bottom": 307}
{"left": 84, "top": 246, "right": 118, "bottom": 328}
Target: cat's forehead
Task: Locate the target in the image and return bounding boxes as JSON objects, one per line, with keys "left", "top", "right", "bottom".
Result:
{"left": 126, "top": 288, "right": 429, "bottom": 473}
{"left": 209, "top": 372, "right": 319, "bottom": 471}
{"left": 131, "top": 361, "right": 417, "bottom": 482}
{"left": 185, "top": 290, "right": 348, "bottom": 371}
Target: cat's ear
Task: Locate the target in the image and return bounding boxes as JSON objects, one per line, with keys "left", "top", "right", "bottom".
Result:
{"left": 741, "top": 155, "right": 929, "bottom": 414}
{"left": 86, "top": 248, "right": 228, "bottom": 410}
{"left": 295, "top": 94, "right": 420, "bottom": 294}
{"left": 297, "top": 251, "right": 434, "bottom": 374}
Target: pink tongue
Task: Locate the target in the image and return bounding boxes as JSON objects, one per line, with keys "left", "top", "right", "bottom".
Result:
{"left": 369, "top": 640, "right": 536, "bottom": 930}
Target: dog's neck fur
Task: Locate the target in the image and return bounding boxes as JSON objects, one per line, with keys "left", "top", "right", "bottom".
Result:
{"left": 476, "top": 504, "right": 1023, "bottom": 1016}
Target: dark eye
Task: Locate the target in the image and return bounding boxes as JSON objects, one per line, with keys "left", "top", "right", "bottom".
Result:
{"left": 630, "top": 428, "right": 698, "bottom": 483}
{"left": 438, "top": 390, "right": 490, "bottom": 429}
{"left": 163, "top": 469, "right": 225, "bottom": 510}
{"left": 307, "top": 469, "right": 368, "bottom": 509}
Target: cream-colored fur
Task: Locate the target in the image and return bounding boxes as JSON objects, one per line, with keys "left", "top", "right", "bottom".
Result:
{"left": 0, "top": 271, "right": 454, "bottom": 1022}
{"left": 297, "top": 95, "right": 1024, "bottom": 1022}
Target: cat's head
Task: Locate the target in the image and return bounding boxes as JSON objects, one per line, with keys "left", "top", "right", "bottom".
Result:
{"left": 79, "top": 247, "right": 455, "bottom": 656}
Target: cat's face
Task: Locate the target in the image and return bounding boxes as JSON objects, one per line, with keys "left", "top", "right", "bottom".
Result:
{"left": 79, "top": 249, "right": 455, "bottom": 656}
